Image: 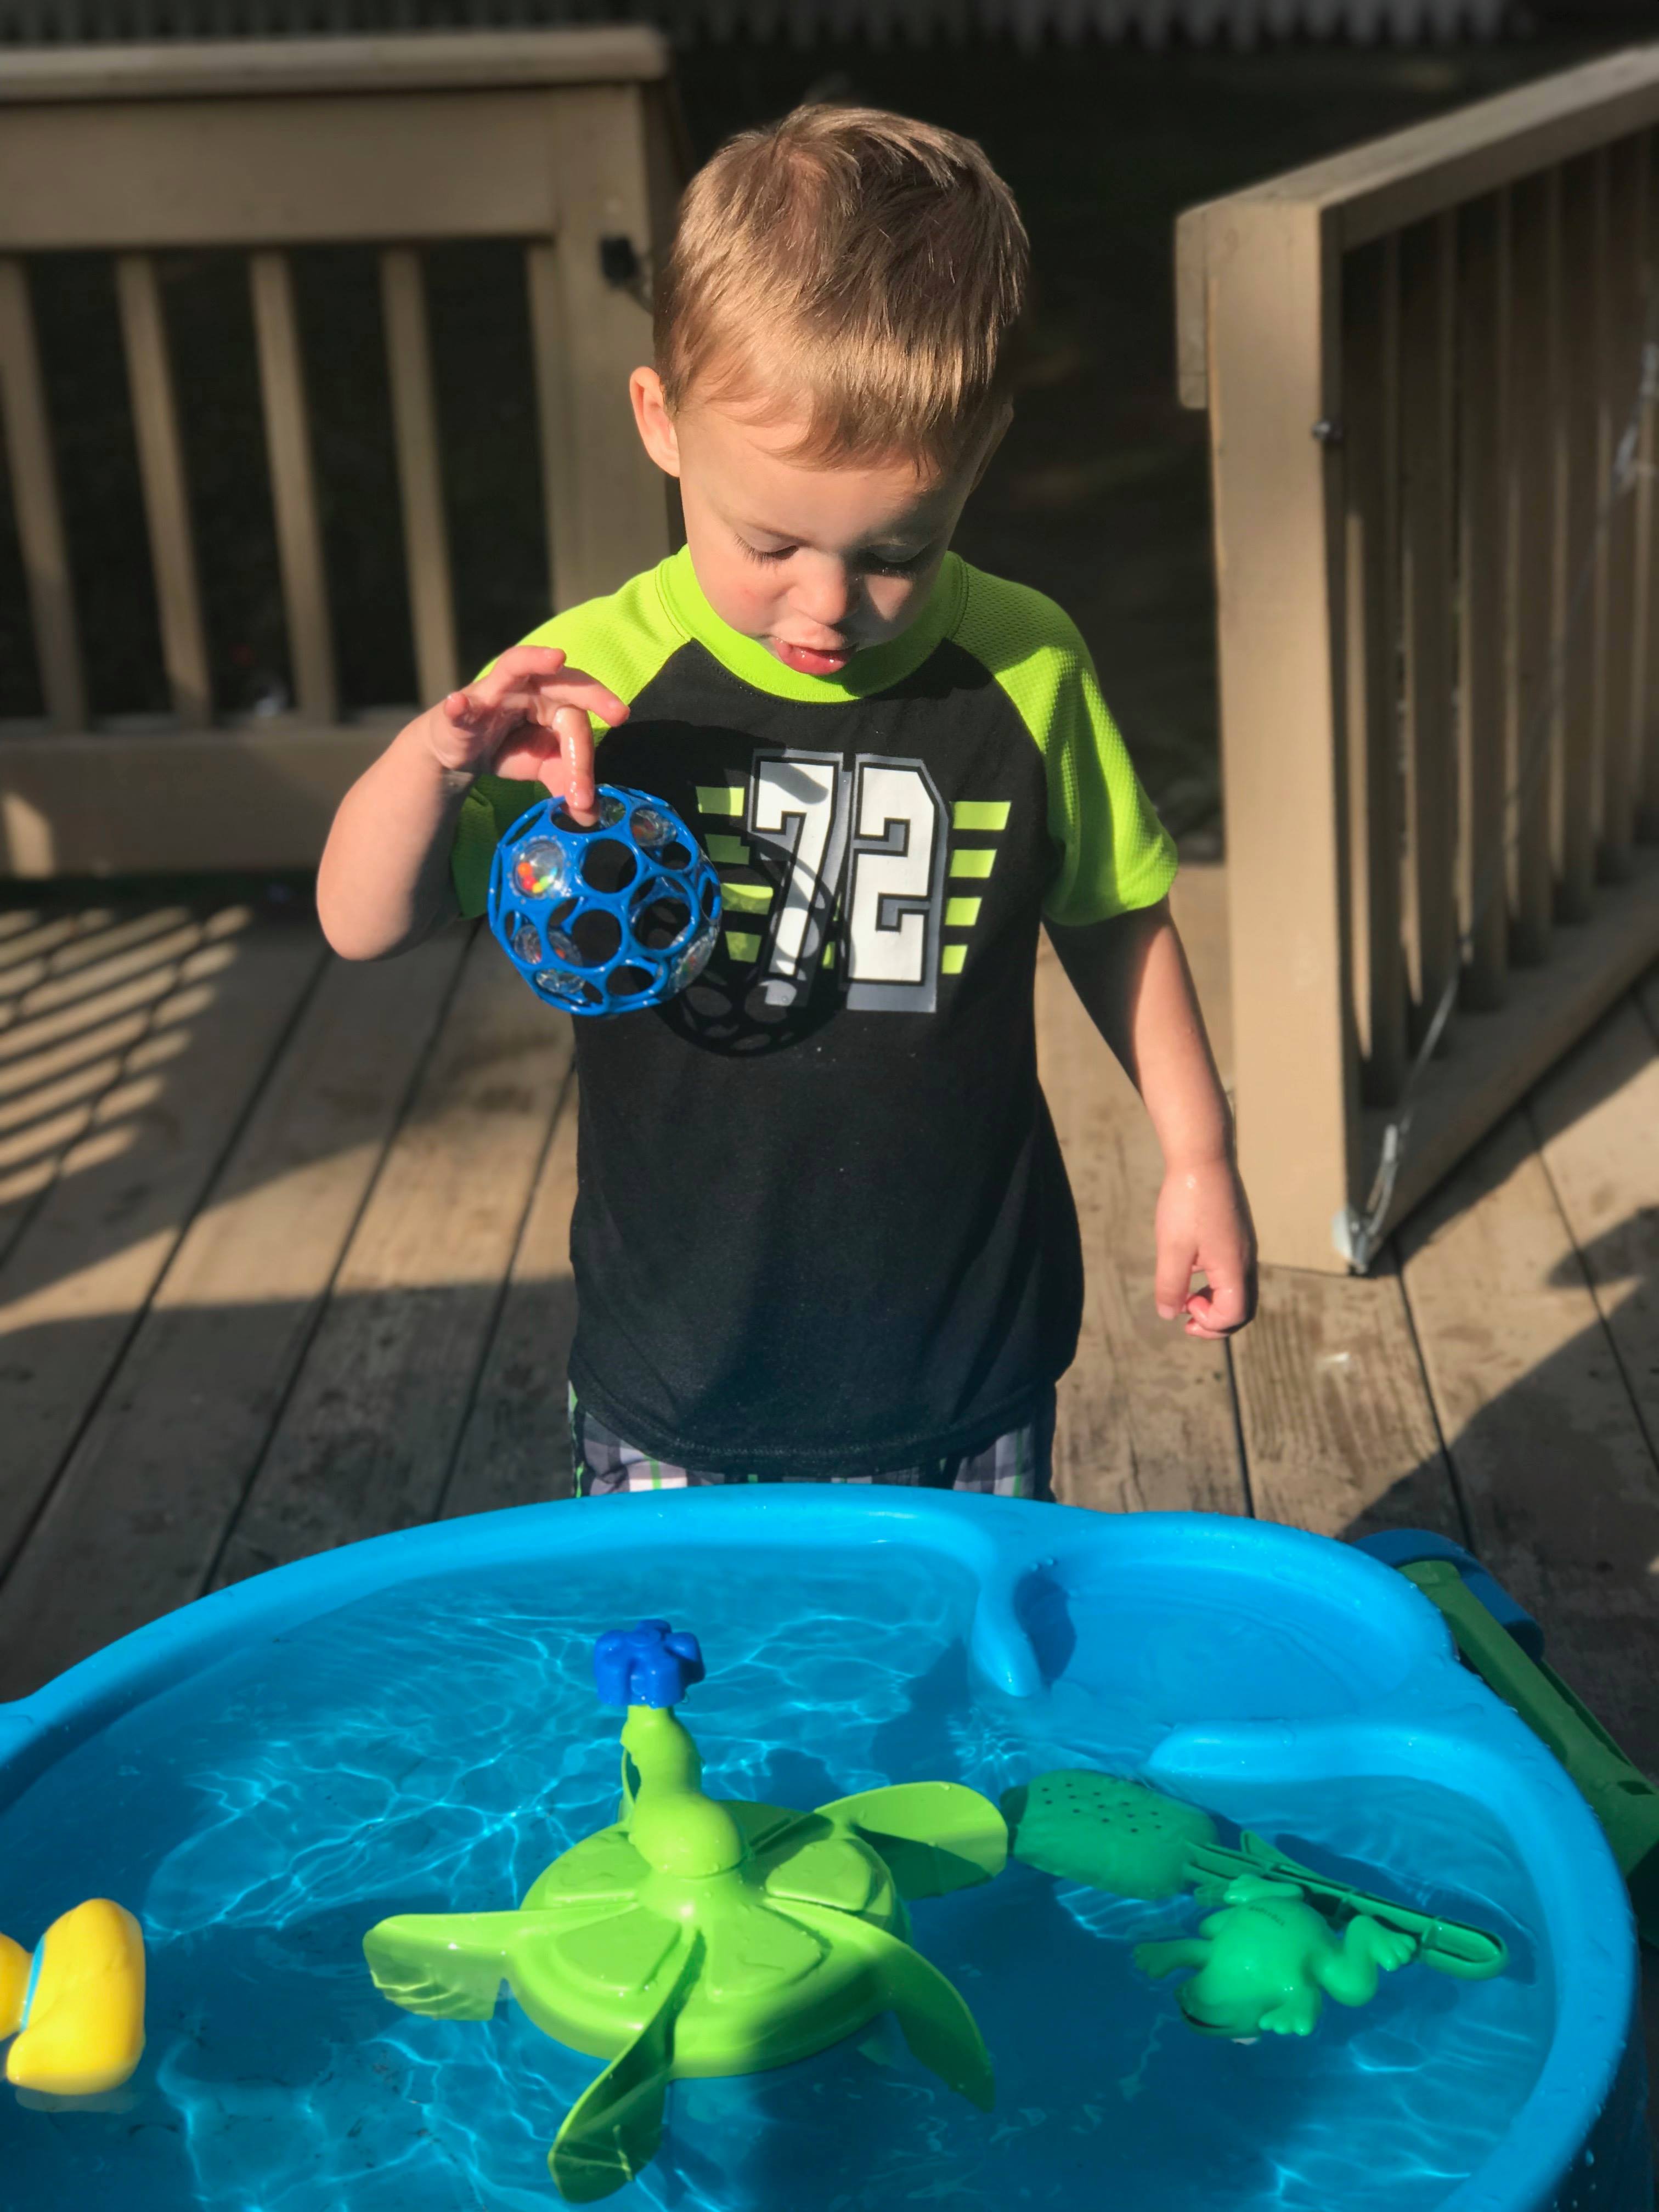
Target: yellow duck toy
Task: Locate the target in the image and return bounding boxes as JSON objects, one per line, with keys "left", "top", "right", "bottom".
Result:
{"left": 0, "top": 1900, "right": 146, "bottom": 2097}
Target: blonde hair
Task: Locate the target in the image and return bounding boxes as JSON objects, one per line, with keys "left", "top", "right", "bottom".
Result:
{"left": 653, "top": 104, "right": 1030, "bottom": 474}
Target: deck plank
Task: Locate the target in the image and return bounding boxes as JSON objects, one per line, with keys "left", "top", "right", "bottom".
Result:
{"left": 1234, "top": 1254, "right": 1460, "bottom": 1538}
{"left": 213, "top": 932, "right": 572, "bottom": 1581}
{"left": 0, "top": 917, "right": 327, "bottom": 1604}
{"left": 1035, "top": 868, "right": 1246, "bottom": 1516}
{"left": 0, "top": 932, "right": 469, "bottom": 1697}
{"left": 0, "top": 909, "right": 119, "bottom": 1013}
{"left": 0, "top": 911, "right": 207, "bottom": 1256}
{"left": 442, "top": 1071, "right": 579, "bottom": 1518}
{"left": 1399, "top": 1089, "right": 1659, "bottom": 1777}
{"left": 1528, "top": 980, "right": 1659, "bottom": 1458}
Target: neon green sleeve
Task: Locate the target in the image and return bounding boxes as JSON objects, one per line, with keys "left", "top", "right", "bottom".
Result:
{"left": 952, "top": 565, "right": 1177, "bottom": 926}
{"left": 449, "top": 558, "right": 689, "bottom": 918}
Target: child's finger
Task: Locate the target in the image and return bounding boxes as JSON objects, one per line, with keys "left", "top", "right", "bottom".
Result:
{"left": 1180, "top": 1288, "right": 1227, "bottom": 1340}
{"left": 1183, "top": 1272, "right": 1251, "bottom": 1338}
{"left": 489, "top": 644, "right": 568, "bottom": 684}
{"left": 532, "top": 666, "right": 629, "bottom": 730}
{"left": 557, "top": 705, "right": 598, "bottom": 824}
{"left": 524, "top": 707, "right": 597, "bottom": 821}
{"left": 452, "top": 647, "right": 568, "bottom": 725}
{"left": 1154, "top": 1239, "right": 1198, "bottom": 1322}
{"left": 442, "top": 687, "right": 488, "bottom": 730}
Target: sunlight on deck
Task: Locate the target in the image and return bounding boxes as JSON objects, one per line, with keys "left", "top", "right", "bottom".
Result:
{"left": 0, "top": 907, "right": 251, "bottom": 1214}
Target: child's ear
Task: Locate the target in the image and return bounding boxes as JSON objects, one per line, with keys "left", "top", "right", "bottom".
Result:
{"left": 967, "top": 403, "right": 1014, "bottom": 493}
{"left": 630, "top": 368, "right": 682, "bottom": 478}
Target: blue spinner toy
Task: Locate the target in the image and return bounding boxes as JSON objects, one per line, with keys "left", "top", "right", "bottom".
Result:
{"left": 487, "top": 786, "right": 722, "bottom": 1017}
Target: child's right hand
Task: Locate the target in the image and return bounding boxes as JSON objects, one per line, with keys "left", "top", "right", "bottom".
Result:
{"left": 428, "top": 646, "right": 629, "bottom": 823}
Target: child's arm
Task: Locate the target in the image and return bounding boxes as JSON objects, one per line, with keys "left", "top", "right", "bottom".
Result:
{"left": 1047, "top": 900, "right": 1257, "bottom": 1340}
{"left": 317, "top": 647, "right": 628, "bottom": 962}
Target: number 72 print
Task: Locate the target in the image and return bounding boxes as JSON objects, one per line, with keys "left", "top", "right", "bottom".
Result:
{"left": 744, "top": 752, "right": 951, "bottom": 1015}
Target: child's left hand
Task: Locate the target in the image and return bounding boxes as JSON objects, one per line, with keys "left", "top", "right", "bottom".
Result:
{"left": 1154, "top": 1156, "right": 1257, "bottom": 1340}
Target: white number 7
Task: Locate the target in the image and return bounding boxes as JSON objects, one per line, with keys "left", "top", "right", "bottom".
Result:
{"left": 748, "top": 754, "right": 848, "bottom": 1008}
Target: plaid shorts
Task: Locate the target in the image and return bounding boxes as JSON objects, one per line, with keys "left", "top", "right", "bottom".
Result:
{"left": 568, "top": 1388, "right": 1056, "bottom": 1501}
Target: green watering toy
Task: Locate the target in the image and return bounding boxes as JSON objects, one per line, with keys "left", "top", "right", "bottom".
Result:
{"left": 364, "top": 1621, "right": 1005, "bottom": 2202}
{"left": 1002, "top": 1770, "right": 1507, "bottom": 2039}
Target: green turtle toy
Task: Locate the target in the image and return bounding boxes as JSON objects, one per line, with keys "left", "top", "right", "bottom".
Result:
{"left": 364, "top": 1621, "right": 1006, "bottom": 2202}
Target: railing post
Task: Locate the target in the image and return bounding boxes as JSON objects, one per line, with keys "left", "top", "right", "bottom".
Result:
{"left": 249, "top": 249, "right": 338, "bottom": 726}
{"left": 379, "top": 247, "right": 460, "bottom": 708}
{"left": 1457, "top": 191, "right": 1509, "bottom": 1012}
{"left": 1342, "top": 234, "right": 1407, "bottom": 1099}
{"left": 1600, "top": 132, "right": 1648, "bottom": 877}
{"left": 543, "top": 83, "right": 672, "bottom": 610}
{"left": 526, "top": 236, "right": 580, "bottom": 623}
{"left": 115, "top": 251, "right": 212, "bottom": 729}
{"left": 1199, "top": 199, "right": 1358, "bottom": 1273}
{"left": 1640, "top": 134, "right": 1659, "bottom": 844}
{"left": 0, "top": 256, "right": 86, "bottom": 733}
{"left": 1556, "top": 153, "right": 1602, "bottom": 924}
{"left": 1506, "top": 169, "right": 1560, "bottom": 964}
{"left": 1398, "top": 212, "right": 1458, "bottom": 1043}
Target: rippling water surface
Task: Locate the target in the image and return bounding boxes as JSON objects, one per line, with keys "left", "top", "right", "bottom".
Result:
{"left": 0, "top": 1544, "right": 1550, "bottom": 2210}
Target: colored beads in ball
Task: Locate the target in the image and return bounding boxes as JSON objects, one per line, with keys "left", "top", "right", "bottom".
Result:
{"left": 488, "top": 786, "right": 722, "bottom": 1016}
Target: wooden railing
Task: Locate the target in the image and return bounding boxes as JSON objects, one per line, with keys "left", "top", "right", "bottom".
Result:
{"left": 0, "top": 31, "right": 685, "bottom": 876}
{"left": 1178, "top": 45, "right": 1659, "bottom": 1273}
{"left": 0, "top": 0, "right": 1522, "bottom": 45}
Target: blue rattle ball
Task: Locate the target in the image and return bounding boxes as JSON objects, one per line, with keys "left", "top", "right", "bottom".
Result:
{"left": 488, "top": 786, "right": 722, "bottom": 1017}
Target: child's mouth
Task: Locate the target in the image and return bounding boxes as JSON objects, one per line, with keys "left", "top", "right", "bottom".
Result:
{"left": 772, "top": 639, "right": 855, "bottom": 676}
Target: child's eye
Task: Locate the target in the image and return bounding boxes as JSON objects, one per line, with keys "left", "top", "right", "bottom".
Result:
{"left": 737, "top": 537, "right": 795, "bottom": 565}
{"left": 866, "top": 546, "right": 933, "bottom": 577}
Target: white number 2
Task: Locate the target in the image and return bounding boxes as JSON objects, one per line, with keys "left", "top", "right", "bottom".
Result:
{"left": 845, "top": 760, "right": 946, "bottom": 1012}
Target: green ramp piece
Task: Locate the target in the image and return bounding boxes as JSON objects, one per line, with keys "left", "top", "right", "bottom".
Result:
{"left": 818, "top": 1782, "right": 1009, "bottom": 1898}
{"left": 550, "top": 1936, "right": 702, "bottom": 2203}
{"left": 782, "top": 1904, "right": 996, "bottom": 2111}
{"left": 363, "top": 1911, "right": 521, "bottom": 2019}
{"left": 1004, "top": 1772, "right": 1506, "bottom": 1980}
{"left": 1401, "top": 1558, "right": 1659, "bottom": 1952}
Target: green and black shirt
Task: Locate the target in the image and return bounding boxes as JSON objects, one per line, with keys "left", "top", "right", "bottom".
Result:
{"left": 453, "top": 546, "right": 1176, "bottom": 1478}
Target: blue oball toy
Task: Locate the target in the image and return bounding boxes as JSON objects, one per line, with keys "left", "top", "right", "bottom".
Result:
{"left": 488, "top": 786, "right": 722, "bottom": 1017}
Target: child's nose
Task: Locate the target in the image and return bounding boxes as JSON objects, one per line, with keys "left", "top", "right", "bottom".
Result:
{"left": 793, "top": 563, "right": 859, "bottom": 632}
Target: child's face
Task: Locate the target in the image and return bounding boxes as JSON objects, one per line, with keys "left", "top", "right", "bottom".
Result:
{"left": 631, "top": 369, "right": 998, "bottom": 678}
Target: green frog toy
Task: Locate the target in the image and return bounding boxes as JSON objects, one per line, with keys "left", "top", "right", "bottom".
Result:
{"left": 1134, "top": 1874, "right": 1418, "bottom": 2037}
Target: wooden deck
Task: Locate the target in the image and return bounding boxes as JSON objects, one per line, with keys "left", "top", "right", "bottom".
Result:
{"left": 0, "top": 864, "right": 1655, "bottom": 2100}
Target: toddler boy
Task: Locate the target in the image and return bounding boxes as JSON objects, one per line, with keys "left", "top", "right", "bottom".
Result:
{"left": 318, "top": 104, "right": 1255, "bottom": 1499}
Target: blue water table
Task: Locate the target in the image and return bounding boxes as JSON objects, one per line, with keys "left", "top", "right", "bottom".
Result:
{"left": 0, "top": 1494, "right": 1647, "bottom": 2210}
